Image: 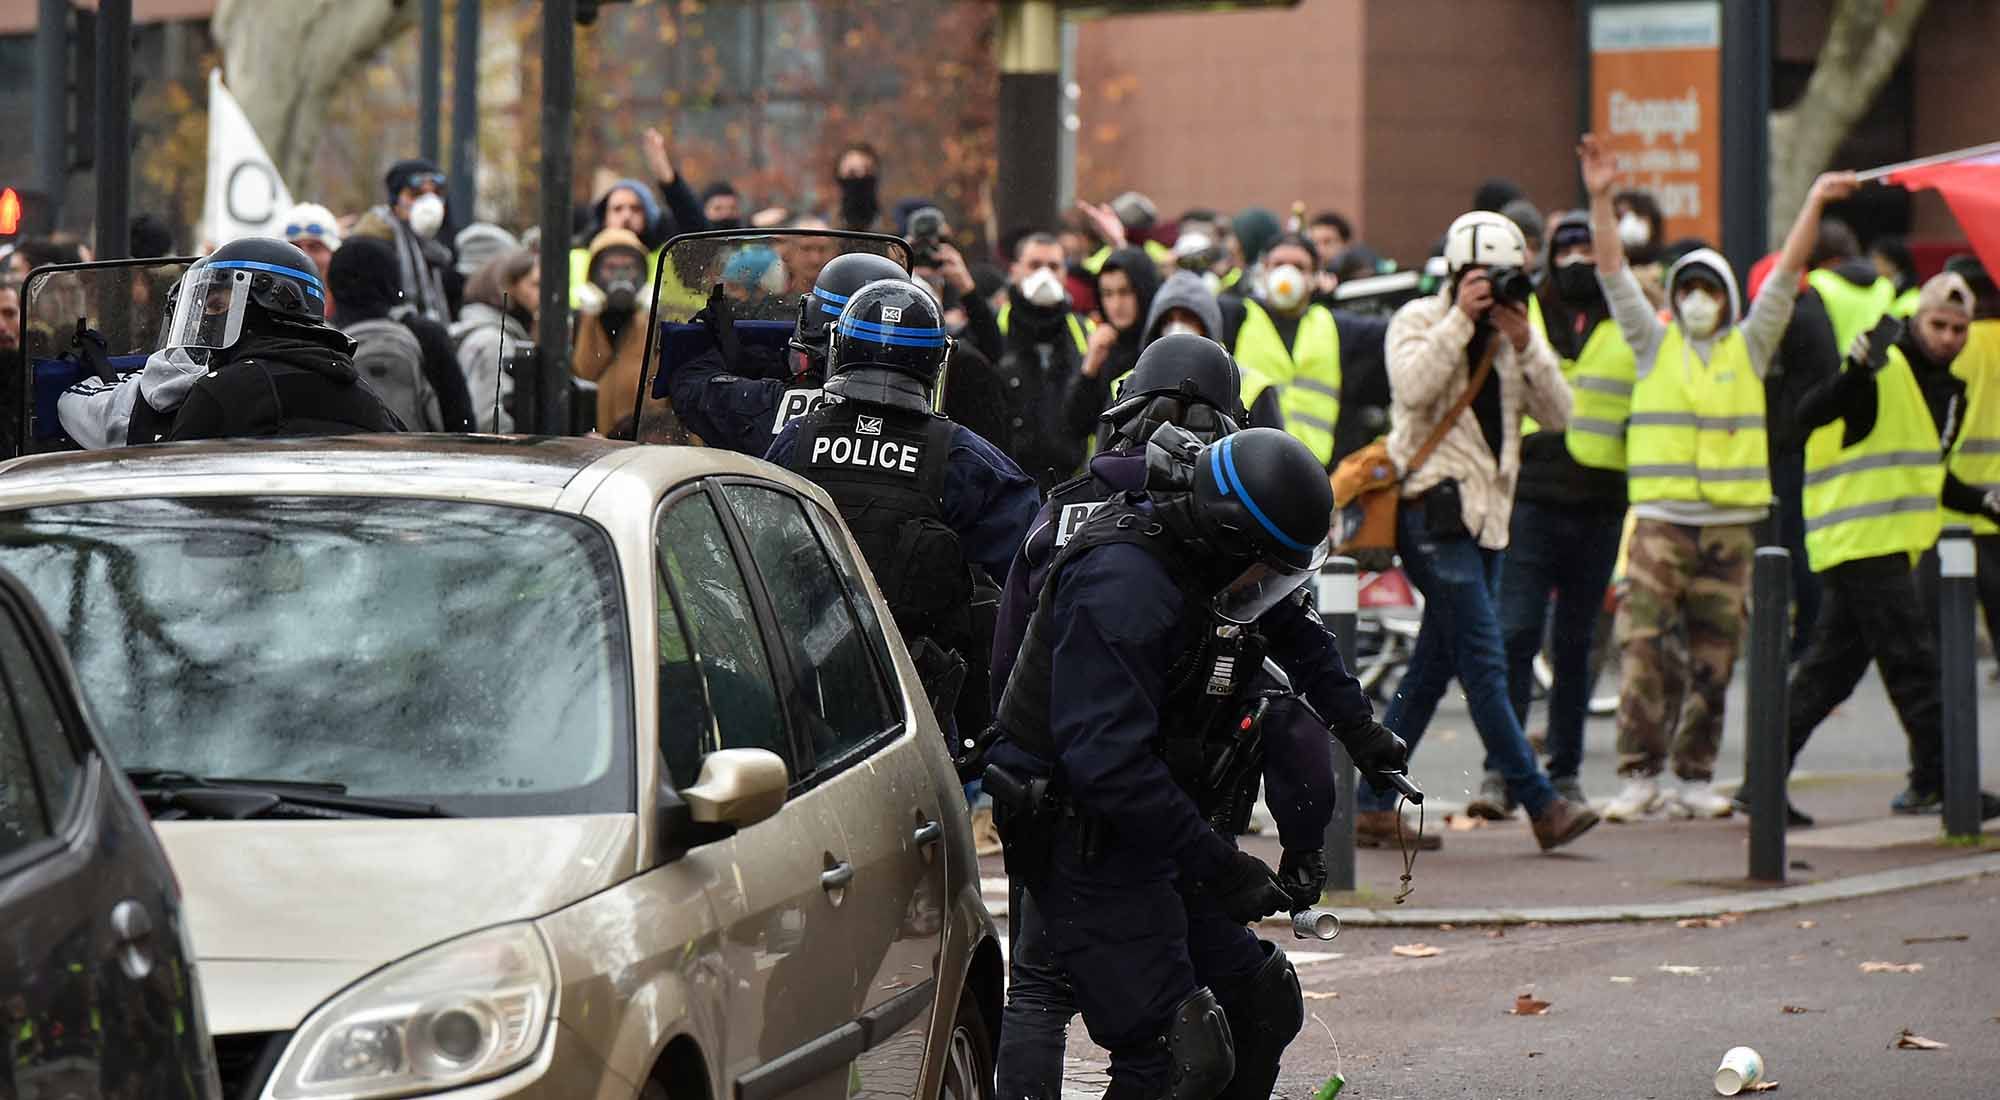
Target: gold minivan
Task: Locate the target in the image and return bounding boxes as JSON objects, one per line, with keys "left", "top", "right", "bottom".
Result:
{"left": 0, "top": 435, "right": 1001, "bottom": 1100}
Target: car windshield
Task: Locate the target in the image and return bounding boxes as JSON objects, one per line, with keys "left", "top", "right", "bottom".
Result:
{"left": 0, "top": 496, "right": 633, "bottom": 817}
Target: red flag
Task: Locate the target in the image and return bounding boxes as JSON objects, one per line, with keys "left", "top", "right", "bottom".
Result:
{"left": 1888, "top": 151, "right": 2000, "bottom": 278}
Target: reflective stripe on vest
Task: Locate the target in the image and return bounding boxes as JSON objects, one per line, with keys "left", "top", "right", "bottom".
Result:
{"left": 1807, "top": 269, "right": 1897, "bottom": 353}
{"left": 998, "top": 304, "right": 1091, "bottom": 356}
{"left": 1627, "top": 324, "right": 1770, "bottom": 507}
{"left": 1948, "top": 319, "right": 2000, "bottom": 535}
{"left": 1233, "top": 299, "right": 1340, "bottom": 464}
{"left": 1525, "top": 304, "right": 1636, "bottom": 471}
{"left": 1801, "top": 346, "right": 1944, "bottom": 570}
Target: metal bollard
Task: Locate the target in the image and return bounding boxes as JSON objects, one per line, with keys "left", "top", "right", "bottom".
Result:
{"left": 1938, "top": 527, "right": 1982, "bottom": 839}
{"left": 1316, "top": 556, "right": 1360, "bottom": 892}
{"left": 1745, "top": 547, "right": 1791, "bottom": 882}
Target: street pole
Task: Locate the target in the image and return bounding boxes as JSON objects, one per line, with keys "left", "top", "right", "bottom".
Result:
{"left": 1937, "top": 528, "right": 1982, "bottom": 839}
{"left": 1720, "top": 0, "right": 1770, "bottom": 272}
{"left": 536, "top": 0, "right": 575, "bottom": 437}
{"left": 1745, "top": 547, "right": 1790, "bottom": 882}
{"left": 31, "top": 0, "right": 67, "bottom": 234}
{"left": 1317, "top": 556, "right": 1360, "bottom": 893}
{"left": 93, "top": 0, "right": 131, "bottom": 260}
{"left": 996, "top": 1, "right": 1060, "bottom": 242}
{"left": 448, "top": 0, "right": 481, "bottom": 218}
{"left": 419, "top": 0, "right": 444, "bottom": 164}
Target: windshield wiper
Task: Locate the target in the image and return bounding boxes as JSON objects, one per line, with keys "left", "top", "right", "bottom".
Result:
{"left": 125, "top": 769, "right": 453, "bottom": 820}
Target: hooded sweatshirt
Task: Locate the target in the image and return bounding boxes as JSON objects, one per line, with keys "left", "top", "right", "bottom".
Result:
{"left": 1094, "top": 247, "right": 1162, "bottom": 387}
{"left": 1141, "top": 270, "right": 1225, "bottom": 347}
{"left": 573, "top": 227, "right": 656, "bottom": 437}
{"left": 166, "top": 322, "right": 403, "bottom": 441}
{"left": 1600, "top": 248, "right": 1801, "bottom": 526}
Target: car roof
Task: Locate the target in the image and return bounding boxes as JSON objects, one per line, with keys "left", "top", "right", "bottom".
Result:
{"left": 0, "top": 434, "right": 635, "bottom": 493}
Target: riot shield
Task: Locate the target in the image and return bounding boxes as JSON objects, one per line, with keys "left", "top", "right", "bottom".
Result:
{"left": 12, "top": 257, "right": 196, "bottom": 457}
{"left": 630, "top": 228, "right": 910, "bottom": 447}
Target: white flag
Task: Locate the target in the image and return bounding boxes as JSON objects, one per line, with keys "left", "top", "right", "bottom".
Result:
{"left": 200, "top": 68, "right": 293, "bottom": 246}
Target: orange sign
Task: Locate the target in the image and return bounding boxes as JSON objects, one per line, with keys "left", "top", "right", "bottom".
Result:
{"left": 1590, "top": 1, "right": 1722, "bottom": 246}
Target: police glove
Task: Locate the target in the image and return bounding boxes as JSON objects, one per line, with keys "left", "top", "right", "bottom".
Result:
{"left": 1209, "top": 850, "right": 1292, "bottom": 925}
{"left": 1277, "top": 847, "right": 1327, "bottom": 910}
{"left": 1336, "top": 719, "right": 1410, "bottom": 778}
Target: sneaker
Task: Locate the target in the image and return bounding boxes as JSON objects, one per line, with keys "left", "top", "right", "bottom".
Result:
{"left": 1464, "top": 771, "right": 1517, "bottom": 820}
{"left": 1603, "top": 776, "right": 1663, "bottom": 822}
{"left": 970, "top": 804, "right": 1002, "bottom": 856}
{"left": 1668, "top": 779, "right": 1735, "bottom": 819}
{"left": 1890, "top": 787, "right": 1943, "bottom": 815}
{"left": 1355, "top": 809, "right": 1443, "bottom": 850}
{"left": 1553, "top": 775, "right": 1588, "bottom": 805}
{"left": 1530, "top": 798, "right": 1601, "bottom": 851}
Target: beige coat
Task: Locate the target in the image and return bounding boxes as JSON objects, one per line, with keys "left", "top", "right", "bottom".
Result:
{"left": 1384, "top": 291, "right": 1571, "bottom": 550}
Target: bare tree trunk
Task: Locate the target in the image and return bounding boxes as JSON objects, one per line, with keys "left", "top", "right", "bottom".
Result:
{"left": 1767, "top": 0, "right": 1928, "bottom": 247}
{"left": 212, "top": 0, "right": 419, "bottom": 191}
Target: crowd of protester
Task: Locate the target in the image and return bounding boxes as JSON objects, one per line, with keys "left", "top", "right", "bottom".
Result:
{"left": 4, "top": 128, "right": 1998, "bottom": 838}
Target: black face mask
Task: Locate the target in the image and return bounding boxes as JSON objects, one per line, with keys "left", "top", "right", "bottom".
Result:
{"left": 1553, "top": 261, "right": 1600, "bottom": 305}
{"left": 839, "top": 175, "right": 880, "bottom": 227}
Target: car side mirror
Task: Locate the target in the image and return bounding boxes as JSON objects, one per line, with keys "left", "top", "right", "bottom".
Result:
{"left": 682, "top": 748, "right": 789, "bottom": 829}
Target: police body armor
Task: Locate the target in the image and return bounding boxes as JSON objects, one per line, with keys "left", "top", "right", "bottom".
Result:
{"left": 787, "top": 399, "right": 983, "bottom": 712}
{"left": 994, "top": 497, "right": 1273, "bottom": 839}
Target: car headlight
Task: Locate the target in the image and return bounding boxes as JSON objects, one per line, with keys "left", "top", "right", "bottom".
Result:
{"left": 265, "top": 923, "right": 556, "bottom": 1100}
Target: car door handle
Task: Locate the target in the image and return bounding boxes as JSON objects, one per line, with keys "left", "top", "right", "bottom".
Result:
{"left": 913, "top": 820, "right": 944, "bottom": 847}
{"left": 821, "top": 861, "right": 855, "bottom": 891}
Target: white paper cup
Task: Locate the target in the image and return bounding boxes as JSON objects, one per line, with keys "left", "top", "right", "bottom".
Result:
{"left": 1713, "top": 1046, "right": 1764, "bottom": 1096}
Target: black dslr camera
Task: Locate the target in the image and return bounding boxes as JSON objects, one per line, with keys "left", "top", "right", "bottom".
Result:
{"left": 906, "top": 206, "right": 949, "bottom": 267}
{"left": 1485, "top": 265, "right": 1534, "bottom": 306}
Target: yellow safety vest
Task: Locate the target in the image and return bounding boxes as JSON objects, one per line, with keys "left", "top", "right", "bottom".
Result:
{"left": 1233, "top": 300, "right": 1340, "bottom": 464}
{"left": 569, "top": 244, "right": 690, "bottom": 313}
{"left": 1083, "top": 240, "right": 1175, "bottom": 274}
{"left": 1801, "top": 346, "right": 1945, "bottom": 571}
{"left": 997, "top": 304, "right": 1091, "bottom": 356}
{"left": 1890, "top": 285, "right": 1921, "bottom": 319}
{"left": 1627, "top": 325, "right": 1770, "bottom": 508}
{"left": 1807, "top": 269, "right": 1897, "bottom": 353}
{"left": 1947, "top": 319, "right": 2000, "bottom": 535}
{"left": 1525, "top": 300, "right": 1637, "bottom": 471}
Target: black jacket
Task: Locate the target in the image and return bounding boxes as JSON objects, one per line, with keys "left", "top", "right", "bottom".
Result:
{"left": 166, "top": 326, "right": 404, "bottom": 442}
{"left": 994, "top": 289, "right": 1102, "bottom": 488}
{"left": 1515, "top": 283, "right": 1627, "bottom": 510}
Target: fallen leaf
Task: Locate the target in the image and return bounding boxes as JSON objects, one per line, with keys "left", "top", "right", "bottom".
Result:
{"left": 1860, "top": 961, "right": 1924, "bottom": 974}
{"left": 1525, "top": 921, "right": 1547, "bottom": 929}
{"left": 1391, "top": 943, "right": 1442, "bottom": 958}
{"left": 1486, "top": 928, "right": 1506, "bottom": 939}
{"left": 1796, "top": 920, "right": 1817, "bottom": 930}
{"left": 1609, "top": 976, "right": 1636, "bottom": 984}
{"left": 1509, "top": 994, "right": 1551, "bottom": 1016}
{"left": 1446, "top": 814, "right": 1486, "bottom": 832}
{"left": 1301, "top": 990, "right": 1340, "bottom": 1001}
{"left": 1903, "top": 934, "right": 1969, "bottom": 945}
{"left": 1678, "top": 915, "right": 1740, "bottom": 929}
{"left": 1781, "top": 1005, "right": 1817, "bottom": 1014}
{"left": 1438, "top": 923, "right": 1455, "bottom": 931}
{"left": 1745, "top": 1082, "right": 1781, "bottom": 1092}
{"left": 1656, "top": 964, "right": 1705, "bottom": 975}
{"left": 1895, "top": 1029, "right": 1948, "bottom": 1050}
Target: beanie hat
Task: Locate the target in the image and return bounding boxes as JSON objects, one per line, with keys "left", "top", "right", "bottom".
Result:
{"left": 454, "top": 222, "right": 521, "bottom": 278}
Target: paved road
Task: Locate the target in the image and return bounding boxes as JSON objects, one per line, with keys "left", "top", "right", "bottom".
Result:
{"left": 1264, "top": 875, "right": 2000, "bottom": 1099}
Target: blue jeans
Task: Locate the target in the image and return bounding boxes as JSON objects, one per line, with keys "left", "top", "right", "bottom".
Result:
{"left": 1359, "top": 498, "right": 1557, "bottom": 817}
{"left": 1498, "top": 499, "right": 1624, "bottom": 780}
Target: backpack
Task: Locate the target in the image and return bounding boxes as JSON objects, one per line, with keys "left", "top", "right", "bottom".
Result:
{"left": 345, "top": 317, "right": 440, "bottom": 431}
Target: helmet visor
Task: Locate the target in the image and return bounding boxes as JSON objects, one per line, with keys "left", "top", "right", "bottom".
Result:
{"left": 1211, "top": 539, "right": 1328, "bottom": 624}
{"left": 162, "top": 265, "right": 251, "bottom": 351}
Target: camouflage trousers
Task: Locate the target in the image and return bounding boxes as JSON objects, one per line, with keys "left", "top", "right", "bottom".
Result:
{"left": 1614, "top": 519, "right": 1755, "bottom": 781}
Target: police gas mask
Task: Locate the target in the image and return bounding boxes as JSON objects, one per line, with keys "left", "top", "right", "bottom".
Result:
{"left": 408, "top": 194, "right": 447, "bottom": 240}
{"left": 1019, "top": 267, "right": 1067, "bottom": 309}
{"left": 1263, "top": 264, "right": 1311, "bottom": 313}
{"left": 1143, "top": 422, "right": 1205, "bottom": 489}
{"left": 592, "top": 252, "right": 648, "bottom": 314}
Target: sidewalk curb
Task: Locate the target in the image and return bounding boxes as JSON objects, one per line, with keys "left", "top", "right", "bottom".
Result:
{"left": 1263, "top": 851, "right": 2000, "bottom": 928}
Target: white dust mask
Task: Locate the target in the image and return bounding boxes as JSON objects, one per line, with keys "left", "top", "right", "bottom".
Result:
{"left": 408, "top": 194, "right": 446, "bottom": 239}
{"left": 1021, "top": 268, "right": 1067, "bottom": 309}
{"left": 1678, "top": 289, "right": 1722, "bottom": 337}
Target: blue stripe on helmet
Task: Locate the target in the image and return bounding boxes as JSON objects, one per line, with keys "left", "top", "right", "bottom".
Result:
{"left": 814, "top": 286, "right": 852, "bottom": 306}
{"left": 1217, "top": 436, "right": 1314, "bottom": 553}
{"left": 836, "top": 320, "right": 948, "bottom": 348}
{"left": 208, "top": 259, "right": 325, "bottom": 299}
{"left": 819, "top": 302, "right": 846, "bottom": 317}
{"left": 841, "top": 315, "right": 947, "bottom": 339}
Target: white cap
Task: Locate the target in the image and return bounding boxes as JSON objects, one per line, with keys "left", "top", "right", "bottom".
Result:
{"left": 280, "top": 202, "right": 341, "bottom": 249}
{"left": 1442, "top": 210, "right": 1527, "bottom": 273}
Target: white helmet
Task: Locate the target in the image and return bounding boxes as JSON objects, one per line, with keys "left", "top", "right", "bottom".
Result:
{"left": 1442, "top": 211, "right": 1528, "bottom": 274}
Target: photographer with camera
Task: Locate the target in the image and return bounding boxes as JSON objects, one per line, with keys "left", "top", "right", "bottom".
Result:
{"left": 906, "top": 206, "right": 1005, "bottom": 364}
{"left": 1355, "top": 209, "right": 1599, "bottom": 854}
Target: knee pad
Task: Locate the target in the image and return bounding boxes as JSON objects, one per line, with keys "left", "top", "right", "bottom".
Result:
{"left": 1214, "top": 944, "right": 1303, "bottom": 1100}
{"left": 1165, "top": 986, "right": 1235, "bottom": 1100}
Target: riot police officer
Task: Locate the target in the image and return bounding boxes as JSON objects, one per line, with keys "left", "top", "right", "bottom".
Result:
{"left": 767, "top": 277, "right": 1039, "bottom": 731}
{"left": 986, "top": 426, "right": 1409, "bottom": 1100}
{"left": 673, "top": 250, "right": 909, "bottom": 455}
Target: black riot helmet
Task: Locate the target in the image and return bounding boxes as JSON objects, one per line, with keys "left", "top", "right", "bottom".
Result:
{"left": 826, "top": 278, "right": 953, "bottom": 409}
{"left": 1100, "top": 333, "right": 1245, "bottom": 448}
{"left": 1172, "top": 427, "right": 1332, "bottom": 623}
{"left": 160, "top": 237, "right": 328, "bottom": 352}
{"left": 791, "top": 252, "right": 910, "bottom": 366}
